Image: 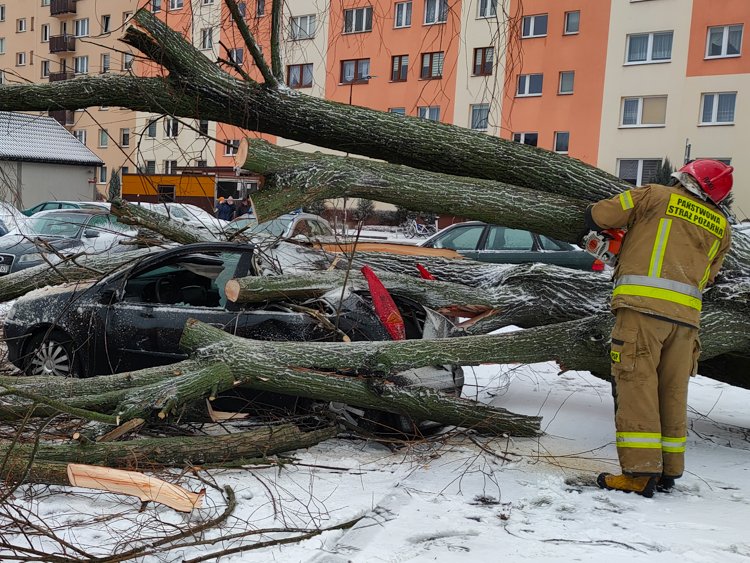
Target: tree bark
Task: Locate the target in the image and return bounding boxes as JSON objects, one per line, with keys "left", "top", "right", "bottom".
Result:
{"left": 109, "top": 199, "right": 218, "bottom": 244}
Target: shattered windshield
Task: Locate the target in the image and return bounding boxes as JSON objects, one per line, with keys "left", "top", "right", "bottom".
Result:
{"left": 250, "top": 217, "right": 288, "bottom": 237}
{"left": 26, "top": 213, "right": 88, "bottom": 238}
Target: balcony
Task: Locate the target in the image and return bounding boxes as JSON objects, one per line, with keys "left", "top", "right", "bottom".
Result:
{"left": 49, "top": 34, "right": 76, "bottom": 53}
{"left": 50, "top": 0, "right": 76, "bottom": 16}
{"left": 49, "top": 110, "right": 75, "bottom": 126}
{"left": 49, "top": 71, "right": 75, "bottom": 82}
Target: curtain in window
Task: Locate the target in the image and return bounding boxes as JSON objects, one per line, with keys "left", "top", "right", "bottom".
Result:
{"left": 438, "top": 0, "right": 448, "bottom": 22}
{"left": 480, "top": 0, "right": 496, "bottom": 17}
{"left": 728, "top": 25, "right": 742, "bottom": 55}
{"left": 529, "top": 74, "right": 543, "bottom": 94}
{"left": 618, "top": 160, "right": 638, "bottom": 184}
{"left": 432, "top": 52, "right": 444, "bottom": 77}
{"left": 702, "top": 94, "right": 715, "bottom": 122}
{"left": 425, "top": 0, "right": 435, "bottom": 23}
{"left": 628, "top": 35, "right": 648, "bottom": 61}
{"left": 652, "top": 32, "right": 673, "bottom": 60}
{"left": 344, "top": 10, "right": 353, "bottom": 32}
{"left": 471, "top": 105, "right": 489, "bottom": 129}
{"left": 708, "top": 28, "right": 724, "bottom": 56}
{"left": 622, "top": 99, "right": 639, "bottom": 125}
{"left": 484, "top": 47, "right": 494, "bottom": 74}
{"left": 642, "top": 160, "right": 661, "bottom": 184}
{"left": 301, "top": 64, "right": 313, "bottom": 87}
{"left": 717, "top": 93, "right": 736, "bottom": 122}
{"left": 289, "top": 65, "right": 300, "bottom": 87}
{"left": 357, "top": 59, "right": 370, "bottom": 79}
{"left": 342, "top": 61, "right": 354, "bottom": 82}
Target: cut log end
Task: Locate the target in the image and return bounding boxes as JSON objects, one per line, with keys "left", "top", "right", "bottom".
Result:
{"left": 225, "top": 279, "right": 240, "bottom": 302}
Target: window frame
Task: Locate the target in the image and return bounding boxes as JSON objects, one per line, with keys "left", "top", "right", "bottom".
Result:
{"left": 200, "top": 28, "right": 213, "bottom": 50}
{"left": 120, "top": 128, "right": 130, "bottom": 147}
{"left": 424, "top": 0, "right": 448, "bottom": 25}
{"left": 420, "top": 51, "right": 444, "bottom": 80}
{"left": 146, "top": 120, "right": 157, "bottom": 138}
{"left": 73, "top": 129, "right": 87, "bottom": 145}
{"left": 473, "top": 47, "right": 494, "bottom": 76}
{"left": 564, "top": 11, "right": 580, "bottom": 35}
{"left": 512, "top": 132, "right": 538, "bottom": 146}
{"left": 101, "top": 15, "right": 111, "bottom": 33}
{"left": 699, "top": 92, "right": 737, "bottom": 125}
{"left": 169, "top": 0, "right": 183, "bottom": 10}
{"left": 470, "top": 103, "right": 490, "bottom": 131}
{"left": 228, "top": 48, "right": 244, "bottom": 64}
{"left": 618, "top": 158, "right": 662, "bottom": 186}
{"left": 74, "top": 18, "right": 89, "bottom": 38}
{"left": 554, "top": 131, "right": 570, "bottom": 154}
{"left": 418, "top": 106, "right": 440, "bottom": 121}
{"left": 625, "top": 31, "right": 673, "bottom": 65}
{"left": 101, "top": 53, "right": 111, "bottom": 73}
{"left": 394, "top": 1, "right": 412, "bottom": 28}
{"left": 478, "top": 0, "right": 496, "bottom": 19}
{"left": 705, "top": 24, "right": 743, "bottom": 59}
{"left": 558, "top": 70, "right": 574, "bottom": 94}
{"left": 164, "top": 117, "right": 180, "bottom": 138}
{"left": 41, "top": 59, "right": 50, "bottom": 78}
{"left": 287, "top": 63, "right": 313, "bottom": 89}
{"left": 224, "top": 139, "right": 240, "bottom": 156}
{"left": 41, "top": 23, "right": 50, "bottom": 42}
{"left": 620, "top": 95, "right": 668, "bottom": 128}
{"left": 74, "top": 55, "right": 89, "bottom": 75}
{"left": 290, "top": 14, "right": 316, "bottom": 40}
{"left": 17, "top": 18, "right": 26, "bottom": 33}
{"left": 98, "top": 129, "right": 109, "bottom": 148}
{"left": 340, "top": 58, "right": 371, "bottom": 84}
{"left": 391, "top": 54, "right": 409, "bottom": 82}
{"left": 343, "top": 6, "right": 373, "bottom": 34}
{"left": 521, "top": 13, "right": 548, "bottom": 38}
{"left": 516, "top": 73, "right": 543, "bottom": 97}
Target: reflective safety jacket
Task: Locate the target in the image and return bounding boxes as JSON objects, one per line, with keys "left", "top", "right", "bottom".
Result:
{"left": 589, "top": 183, "right": 732, "bottom": 328}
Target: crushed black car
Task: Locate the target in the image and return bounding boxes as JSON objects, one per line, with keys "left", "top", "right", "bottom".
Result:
{"left": 4, "top": 243, "right": 463, "bottom": 430}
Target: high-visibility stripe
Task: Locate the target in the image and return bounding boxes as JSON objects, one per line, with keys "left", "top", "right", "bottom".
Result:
{"left": 648, "top": 218, "right": 672, "bottom": 277}
{"left": 613, "top": 285, "right": 703, "bottom": 311}
{"left": 616, "top": 275, "right": 703, "bottom": 300}
{"left": 699, "top": 239, "right": 721, "bottom": 290}
{"left": 616, "top": 431, "right": 662, "bottom": 449}
{"left": 662, "top": 436, "right": 686, "bottom": 454}
{"left": 620, "top": 191, "right": 634, "bottom": 210}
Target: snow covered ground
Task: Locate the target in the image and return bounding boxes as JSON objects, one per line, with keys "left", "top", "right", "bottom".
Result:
{"left": 3, "top": 362, "right": 749, "bottom": 562}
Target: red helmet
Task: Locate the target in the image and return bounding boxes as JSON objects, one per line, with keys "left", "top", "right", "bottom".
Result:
{"left": 678, "top": 159, "right": 734, "bottom": 204}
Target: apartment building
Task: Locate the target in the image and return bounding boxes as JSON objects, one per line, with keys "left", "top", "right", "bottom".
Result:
{"left": 1, "top": 0, "right": 747, "bottom": 217}
{"left": 0, "top": 0, "right": 139, "bottom": 194}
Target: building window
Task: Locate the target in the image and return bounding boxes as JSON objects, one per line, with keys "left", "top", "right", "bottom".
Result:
{"left": 224, "top": 139, "right": 240, "bottom": 155}
{"left": 0, "top": 71, "right": 4, "bottom": 84}
{"left": 287, "top": 63, "right": 313, "bottom": 88}
{"left": 470, "top": 104, "right": 489, "bottom": 130}
{"left": 123, "top": 12, "right": 133, "bottom": 23}
{"left": 558, "top": 71, "right": 574, "bottom": 94}
{"left": 512, "top": 132, "right": 538, "bottom": 146}
{"left": 74, "top": 56, "right": 88, "bottom": 74}
{"left": 99, "top": 166, "right": 108, "bottom": 184}
{"left": 700, "top": 92, "right": 736, "bottom": 125}
{"left": 41, "top": 24, "right": 49, "bottom": 42}
{"left": 146, "top": 120, "right": 157, "bottom": 138}
{"left": 201, "top": 28, "right": 213, "bottom": 49}
{"left": 618, "top": 159, "right": 661, "bottom": 186}
{"left": 621, "top": 96, "right": 667, "bottom": 127}
{"left": 101, "top": 15, "right": 111, "bottom": 33}
{"left": 145, "top": 160, "right": 157, "bottom": 174}
{"left": 554, "top": 132, "right": 570, "bottom": 153}
{"left": 74, "top": 18, "right": 89, "bottom": 37}
{"left": 196, "top": 160, "right": 207, "bottom": 168}
{"left": 101, "top": 53, "right": 110, "bottom": 73}
{"left": 424, "top": 0, "right": 448, "bottom": 25}
{"left": 256, "top": 0, "right": 265, "bottom": 17}
{"left": 420, "top": 52, "right": 444, "bottom": 79}
{"left": 17, "top": 18, "right": 26, "bottom": 33}
{"left": 344, "top": 7, "right": 372, "bottom": 33}
{"left": 16, "top": 52, "right": 26, "bottom": 66}
{"left": 0, "top": 38, "right": 5, "bottom": 54}
{"left": 564, "top": 11, "right": 580, "bottom": 35}
{"left": 395, "top": 2, "right": 412, "bottom": 28}
{"left": 163, "top": 160, "right": 178, "bottom": 174}
{"left": 517, "top": 73, "right": 543, "bottom": 96}
{"left": 0, "top": 6, "right": 4, "bottom": 22}
{"left": 290, "top": 14, "right": 316, "bottom": 40}
{"left": 237, "top": 2, "right": 246, "bottom": 17}
{"left": 120, "top": 128, "right": 130, "bottom": 147}
{"left": 522, "top": 14, "right": 547, "bottom": 38}
{"left": 626, "top": 31, "right": 673, "bottom": 64}
{"left": 418, "top": 106, "right": 440, "bottom": 121}
{"left": 169, "top": 0, "right": 183, "bottom": 10}
{"left": 341, "top": 58, "right": 370, "bottom": 83}
{"left": 41, "top": 60, "right": 50, "bottom": 78}
{"left": 98, "top": 129, "right": 109, "bottom": 148}
{"left": 158, "top": 185, "right": 175, "bottom": 203}
{"left": 164, "top": 117, "right": 179, "bottom": 138}
{"left": 478, "top": 0, "right": 496, "bottom": 18}
{"left": 152, "top": 0, "right": 162, "bottom": 12}
{"left": 229, "top": 48, "right": 244, "bottom": 64}
{"left": 389, "top": 107, "right": 406, "bottom": 115}
{"left": 73, "top": 130, "right": 86, "bottom": 145}
{"left": 123, "top": 53, "right": 134, "bottom": 71}
{"left": 391, "top": 55, "right": 408, "bottom": 82}
{"left": 473, "top": 47, "right": 494, "bottom": 76}
{"left": 706, "top": 25, "right": 743, "bottom": 59}
{"left": 199, "top": 119, "right": 209, "bottom": 135}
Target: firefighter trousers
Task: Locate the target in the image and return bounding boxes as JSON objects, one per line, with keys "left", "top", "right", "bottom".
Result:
{"left": 609, "top": 307, "right": 700, "bottom": 478}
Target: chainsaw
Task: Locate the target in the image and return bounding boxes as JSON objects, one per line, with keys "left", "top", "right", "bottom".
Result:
{"left": 582, "top": 228, "right": 625, "bottom": 267}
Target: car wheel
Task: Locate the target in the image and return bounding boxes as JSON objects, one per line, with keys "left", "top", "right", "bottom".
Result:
{"left": 24, "top": 330, "right": 79, "bottom": 377}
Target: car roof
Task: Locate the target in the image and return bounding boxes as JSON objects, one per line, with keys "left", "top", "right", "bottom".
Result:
{"left": 33, "top": 208, "right": 110, "bottom": 216}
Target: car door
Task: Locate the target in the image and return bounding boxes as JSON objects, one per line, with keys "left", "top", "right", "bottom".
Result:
{"left": 536, "top": 233, "right": 595, "bottom": 270}
{"left": 475, "top": 225, "right": 536, "bottom": 264}
{"left": 422, "top": 224, "right": 486, "bottom": 259}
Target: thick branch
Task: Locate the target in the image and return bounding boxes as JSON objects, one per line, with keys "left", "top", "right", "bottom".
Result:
{"left": 225, "top": 0, "right": 277, "bottom": 86}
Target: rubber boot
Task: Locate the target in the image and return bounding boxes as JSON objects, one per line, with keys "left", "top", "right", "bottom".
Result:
{"left": 597, "top": 473, "right": 658, "bottom": 498}
{"left": 656, "top": 476, "right": 676, "bottom": 493}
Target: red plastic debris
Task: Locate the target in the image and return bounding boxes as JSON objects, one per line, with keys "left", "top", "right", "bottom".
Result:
{"left": 416, "top": 263, "right": 436, "bottom": 280}
{"left": 361, "top": 265, "right": 406, "bottom": 341}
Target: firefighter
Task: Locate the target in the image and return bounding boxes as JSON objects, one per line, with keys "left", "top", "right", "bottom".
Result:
{"left": 585, "top": 159, "right": 733, "bottom": 497}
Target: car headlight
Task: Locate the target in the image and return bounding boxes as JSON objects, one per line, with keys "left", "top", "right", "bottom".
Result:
{"left": 17, "top": 252, "right": 44, "bottom": 264}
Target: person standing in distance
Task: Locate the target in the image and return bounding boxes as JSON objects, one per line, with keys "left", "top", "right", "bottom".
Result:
{"left": 585, "top": 159, "right": 733, "bottom": 497}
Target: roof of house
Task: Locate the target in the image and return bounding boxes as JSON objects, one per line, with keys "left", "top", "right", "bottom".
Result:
{"left": 0, "top": 111, "right": 103, "bottom": 167}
